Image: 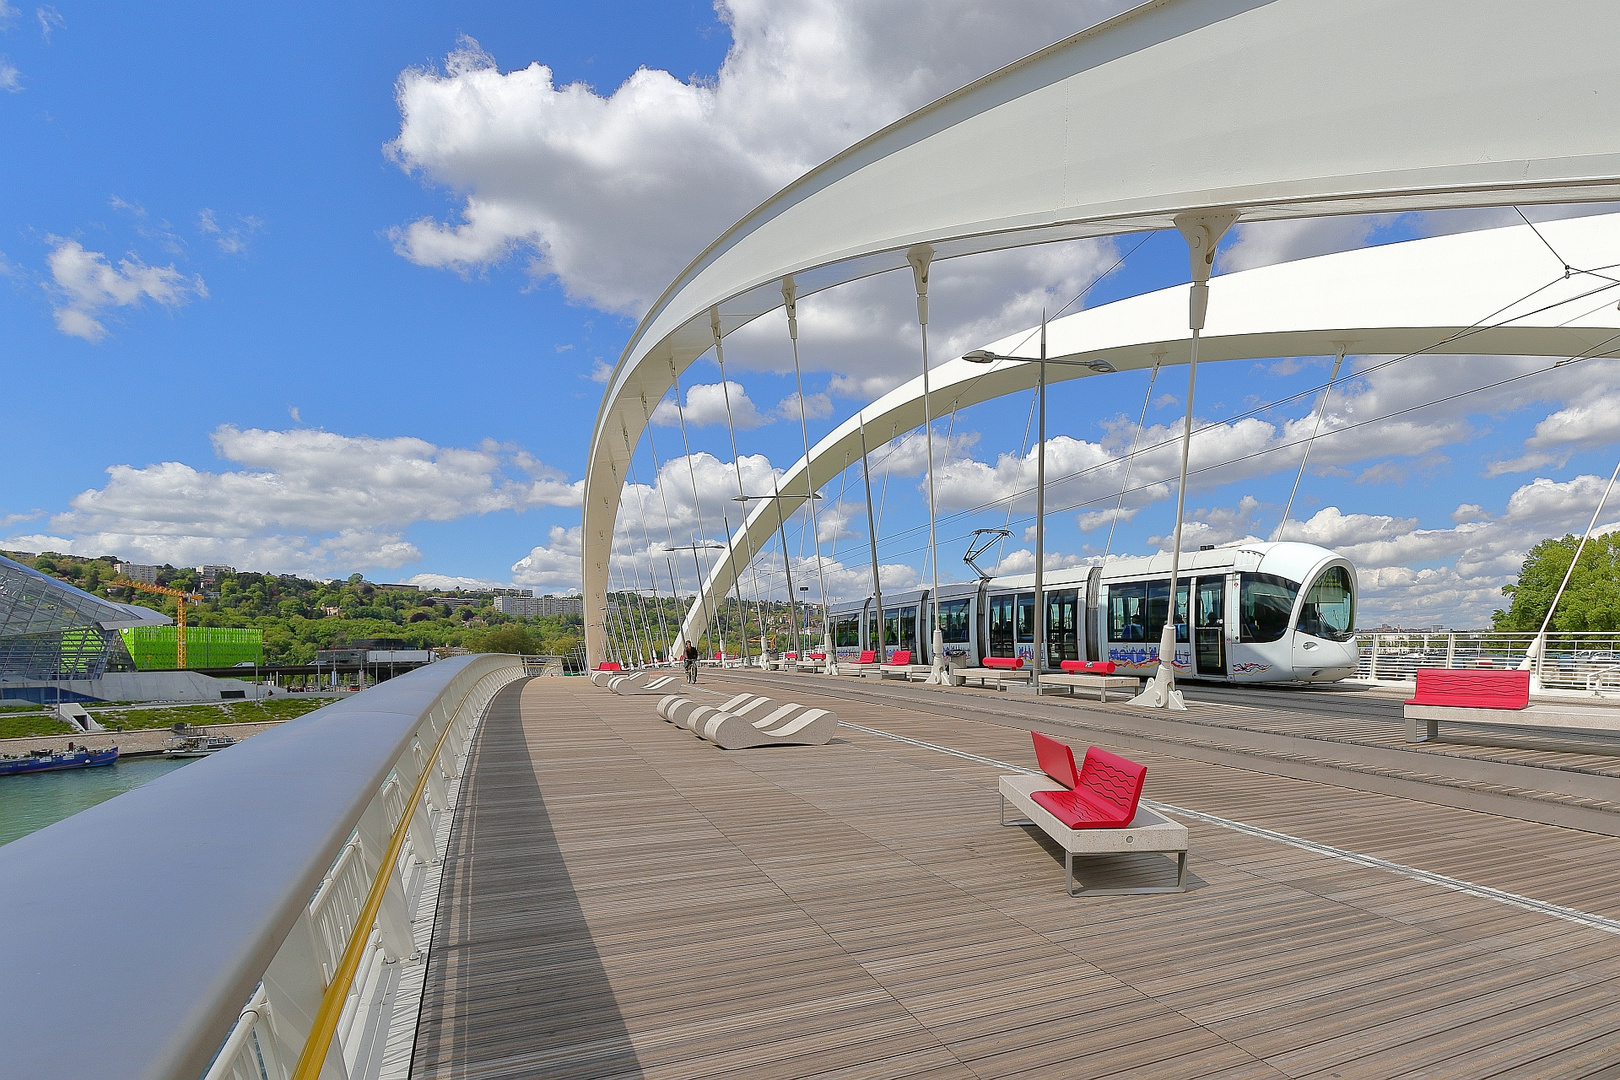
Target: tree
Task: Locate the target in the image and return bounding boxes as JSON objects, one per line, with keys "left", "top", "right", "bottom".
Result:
{"left": 1495, "top": 532, "right": 1620, "bottom": 632}
{"left": 470, "top": 624, "right": 537, "bottom": 655}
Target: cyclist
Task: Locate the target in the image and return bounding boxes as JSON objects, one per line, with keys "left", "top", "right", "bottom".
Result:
{"left": 683, "top": 641, "right": 700, "bottom": 683}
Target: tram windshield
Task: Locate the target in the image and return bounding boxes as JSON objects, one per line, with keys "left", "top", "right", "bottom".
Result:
{"left": 1297, "top": 565, "right": 1356, "bottom": 641}
{"left": 1238, "top": 573, "right": 1298, "bottom": 643}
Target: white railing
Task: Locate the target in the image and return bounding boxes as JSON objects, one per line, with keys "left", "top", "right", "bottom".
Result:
{"left": 0, "top": 653, "right": 527, "bottom": 1080}
{"left": 1356, "top": 631, "right": 1620, "bottom": 693}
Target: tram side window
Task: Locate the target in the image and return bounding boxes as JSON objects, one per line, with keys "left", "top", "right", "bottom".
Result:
{"left": 1239, "top": 573, "right": 1299, "bottom": 643}
{"left": 1145, "top": 581, "right": 1190, "bottom": 644}
{"left": 835, "top": 615, "right": 861, "bottom": 648}
{"left": 936, "top": 598, "right": 972, "bottom": 643}
{"left": 1297, "top": 565, "right": 1355, "bottom": 641}
{"left": 1109, "top": 583, "right": 1147, "bottom": 641}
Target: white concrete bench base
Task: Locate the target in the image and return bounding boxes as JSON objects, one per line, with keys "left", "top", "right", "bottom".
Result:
{"left": 953, "top": 668, "right": 1031, "bottom": 691}
{"left": 1406, "top": 702, "right": 1620, "bottom": 742}
{"left": 879, "top": 664, "right": 931, "bottom": 681}
{"left": 1036, "top": 674, "right": 1142, "bottom": 702}
{"left": 998, "top": 774, "right": 1189, "bottom": 896}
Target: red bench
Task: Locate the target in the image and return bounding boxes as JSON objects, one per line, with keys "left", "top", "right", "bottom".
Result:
{"left": 1061, "top": 660, "right": 1116, "bottom": 675}
{"left": 886, "top": 649, "right": 912, "bottom": 665}
{"left": 984, "top": 656, "right": 1024, "bottom": 670}
{"left": 597, "top": 662, "right": 622, "bottom": 672}
{"left": 998, "top": 732, "right": 1188, "bottom": 895}
{"left": 1405, "top": 668, "right": 1530, "bottom": 741}
{"left": 1029, "top": 732, "right": 1146, "bottom": 829}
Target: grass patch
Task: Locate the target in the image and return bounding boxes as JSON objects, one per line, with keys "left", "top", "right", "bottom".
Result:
{"left": 0, "top": 715, "right": 76, "bottom": 740}
{"left": 95, "top": 696, "right": 331, "bottom": 731}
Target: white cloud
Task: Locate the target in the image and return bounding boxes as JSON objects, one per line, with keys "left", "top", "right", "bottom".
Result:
{"left": 4, "top": 426, "right": 583, "bottom": 577}
{"left": 405, "top": 572, "right": 509, "bottom": 592}
{"left": 511, "top": 524, "right": 583, "bottom": 591}
{"left": 44, "top": 238, "right": 206, "bottom": 342}
{"left": 650, "top": 381, "right": 767, "bottom": 428}
{"left": 776, "top": 390, "right": 832, "bottom": 422}
{"left": 387, "top": 6, "right": 1123, "bottom": 315}
{"left": 587, "top": 359, "right": 613, "bottom": 383}
{"left": 0, "top": 57, "right": 20, "bottom": 92}
{"left": 35, "top": 5, "right": 61, "bottom": 41}
{"left": 197, "top": 209, "right": 263, "bottom": 255}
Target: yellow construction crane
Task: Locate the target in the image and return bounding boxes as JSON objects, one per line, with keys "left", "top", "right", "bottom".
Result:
{"left": 112, "top": 579, "right": 205, "bottom": 669}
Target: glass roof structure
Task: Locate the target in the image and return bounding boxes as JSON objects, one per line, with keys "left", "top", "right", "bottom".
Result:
{"left": 0, "top": 554, "right": 170, "bottom": 681}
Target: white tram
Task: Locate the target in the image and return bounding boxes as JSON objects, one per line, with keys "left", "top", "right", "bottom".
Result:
{"left": 827, "top": 541, "right": 1358, "bottom": 684}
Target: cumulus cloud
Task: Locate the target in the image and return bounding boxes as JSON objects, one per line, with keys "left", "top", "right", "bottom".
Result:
{"left": 386, "top": 5, "right": 1123, "bottom": 314}
{"left": 0, "top": 56, "right": 20, "bottom": 92}
{"left": 650, "top": 381, "right": 767, "bottom": 428}
{"left": 4, "top": 426, "right": 583, "bottom": 577}
{"left": 44, "top": 238, "right": 206, "bottom": 342}
{"left": 511, "top": 525, "right": 584, "bottom": 591}
{"left": 405, "top": 572, "right": 510, "bottom": 592}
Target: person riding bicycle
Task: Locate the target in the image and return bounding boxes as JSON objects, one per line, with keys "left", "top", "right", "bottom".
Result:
{"left": 683, "top": 642, "right": 700, "bottom": 683}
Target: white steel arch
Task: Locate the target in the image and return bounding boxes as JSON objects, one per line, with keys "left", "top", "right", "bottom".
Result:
{"left": 583, "top": 0, "right": 1620, "bottom": 664}
{"left": 668, "top": 214, "right": 1620, "bottom": 649}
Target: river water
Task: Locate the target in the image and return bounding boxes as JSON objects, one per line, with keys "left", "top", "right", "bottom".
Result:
{"left": 0, "top": 756, "right": 194, "bottom": 847}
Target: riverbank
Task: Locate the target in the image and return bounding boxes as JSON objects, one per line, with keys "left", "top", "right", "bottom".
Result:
{"left": 0, "top": 720, "right": 284, "bottom": 758}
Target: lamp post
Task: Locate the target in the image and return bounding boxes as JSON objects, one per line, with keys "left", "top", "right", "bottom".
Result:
{"left": 965, "top": 322, "right": 1115, "bottom": 697}
{"left": 733, "top": 491, "right": 822, "bottom": 666}
{"left": 663, "top": 541, "right": 726, "bottom": 658}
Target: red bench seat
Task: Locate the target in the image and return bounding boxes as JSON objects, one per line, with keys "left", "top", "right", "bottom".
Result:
{"left": 885, "top": 649, "right": 913, "bottom": 665}
{"left": 1406, "top": 668, "right": 1529, "bottom": 710}
{"left": 983, "top": 656, "right": 1024, "bottom": 670}
{"left": 597, "top": 662, "right": 622, "bottom": 672}
{"left": 1028, "top": 732, "right": 1147, "bottom": 830}
{"left": 856, "top": 650, "right": 877, "bottom": 664}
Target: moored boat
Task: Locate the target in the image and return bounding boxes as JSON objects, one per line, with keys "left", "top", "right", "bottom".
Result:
{"left": 0, "top": 746, "right": 119, "bottom": 776}
{"left": 162, "top": 734, "right": 236, "bottom": 759}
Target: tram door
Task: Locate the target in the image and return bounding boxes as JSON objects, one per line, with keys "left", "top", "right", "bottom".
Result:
{"left": 1045, "top": 589, "right": 1080, "bottom": 667}
{"left": 1194, "top": 577, "right": 1226, "bottom": 676}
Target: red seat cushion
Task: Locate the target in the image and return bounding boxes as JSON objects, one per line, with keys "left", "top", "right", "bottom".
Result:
{"left": 888, "top": 650, "right": 912, "bottom": 665}
{"left": 809, "top": 653, "right": 826, "bottom": 659}
{"left": 1033, "top": 788, "right": 1130, "bottom": 829}
{"left": 857, "top": 650, "right": 876, "bottom": 664}
{"left": 597, "top": 662, "right": 622, "bottom": 671}
{"left": 784, "top": 652, "right": 797, "bottom": 659}
{"left": 984, "top": 656, "right": 1024, "bottom": 670}
{"left": 1060, "top": 660, "right": 1116, "bottom": 674}
{"left": 1406, "top": 668, "right": 1529, "bottom": 709}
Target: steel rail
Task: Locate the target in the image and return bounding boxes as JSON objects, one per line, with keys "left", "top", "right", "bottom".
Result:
{"left": 288, "top": 668, "right": 503, "bottom": 1080}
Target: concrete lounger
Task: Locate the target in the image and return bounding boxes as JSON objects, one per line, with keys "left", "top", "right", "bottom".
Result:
{"left": 612, "top": 673, "right": 684, "bottom": 695}
{"left": 705, "top": 707, "right": 838, "bottom": 750}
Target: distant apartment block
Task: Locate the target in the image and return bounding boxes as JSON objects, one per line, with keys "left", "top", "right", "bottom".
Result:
{"left": 198, "top": 564, "right": 236, "bottom": 578}
{"left": 493, "top": 594, "right": 583, "bottom": 617}
{"left": 116, "top": 562, "right": 159, "bottom": 584}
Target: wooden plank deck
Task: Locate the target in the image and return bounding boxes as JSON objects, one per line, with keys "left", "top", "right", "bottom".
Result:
{"left": 411, "top": 674, "right": 1620, "bottom": 1080}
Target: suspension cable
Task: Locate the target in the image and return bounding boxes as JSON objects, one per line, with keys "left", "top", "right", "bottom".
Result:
{"left": 1104, "top": 353, "right": 1163, "bottom": 558}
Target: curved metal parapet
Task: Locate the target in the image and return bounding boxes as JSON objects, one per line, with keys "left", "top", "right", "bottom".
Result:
{"left": 0, "top": 654, "right": 527, "bottom": 1080}
{"left": 583, "top": 0, "right": 1620, "bottom": 664}
{"left": 670, "top": 215, "right": 1620, "bottom": 647}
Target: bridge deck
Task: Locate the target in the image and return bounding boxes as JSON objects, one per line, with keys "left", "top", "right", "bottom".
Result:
{"left": 412, "top": 674, "right": 1620, "bottom": 1080}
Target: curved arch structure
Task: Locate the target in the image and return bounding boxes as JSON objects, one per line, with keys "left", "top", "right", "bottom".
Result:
{"left": 669, "top": 214, "right": 1620, "bottom": 651}
{"left": 583, "top": 0, "right": 1620, "bottom": 664}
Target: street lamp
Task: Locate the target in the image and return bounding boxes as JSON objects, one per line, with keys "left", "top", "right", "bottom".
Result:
{"left": 964, "top": 322, "right": 1115, "bottom": 696}
{"left": 662, "top": 541, "right": 726, "bottom": 659}
{"left": 734, "top": 491, "right": 822, "bottom": 665}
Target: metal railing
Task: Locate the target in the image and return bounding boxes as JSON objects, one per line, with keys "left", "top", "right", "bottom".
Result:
{"left": 0, "top": 653, "right": 527, "bottom": 1080}
{"left": 1356, "top": 631, "right": 1620, "bottom": 692}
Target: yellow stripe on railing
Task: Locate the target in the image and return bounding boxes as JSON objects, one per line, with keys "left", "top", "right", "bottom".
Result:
{"left": 289, "top": 668, "right": 509, "bottom": 1080}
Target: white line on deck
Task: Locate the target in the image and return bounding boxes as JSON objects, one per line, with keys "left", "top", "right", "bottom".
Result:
{"left": 841, "top": 721, "right": 1620, "bottom": 937}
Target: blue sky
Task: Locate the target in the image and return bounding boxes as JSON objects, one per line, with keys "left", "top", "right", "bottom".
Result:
{"left": 5, "top": 1, "right": 1620, "bottom": 628}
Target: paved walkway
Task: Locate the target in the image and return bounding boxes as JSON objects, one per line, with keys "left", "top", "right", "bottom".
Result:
{"left": 411, "top": 674, "right": 1620, "bottom": 1079}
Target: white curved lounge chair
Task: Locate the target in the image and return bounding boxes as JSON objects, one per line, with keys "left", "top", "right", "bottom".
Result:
{"left": 613, "top": 673, "right": 683, "bottom": 695}
{"left": 706, "top": 707, "right": 839, "bottom": 751}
